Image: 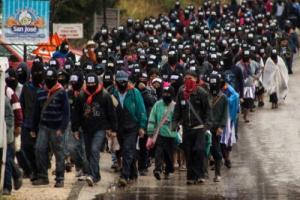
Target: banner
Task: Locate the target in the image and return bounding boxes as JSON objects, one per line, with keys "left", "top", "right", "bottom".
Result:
{"left": 53, "top": 23, "right": 83, "bottom": 39}
{"left": 2, "top": 0, "right": 50, "bottom": 44}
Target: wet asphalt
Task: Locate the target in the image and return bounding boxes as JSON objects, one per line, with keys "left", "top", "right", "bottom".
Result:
{"left": 92, "top": 57, "right": 300, "bottom": 200}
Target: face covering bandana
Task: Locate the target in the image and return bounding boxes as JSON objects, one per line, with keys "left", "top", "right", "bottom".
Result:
{"left": 116, "top": 81, "right": 128, "bottom": 93}
{"left": 183, "top": 79, "right": 197, "bottom": 100}
{"left": 72, "top": 82, "right": 82, "bottom": 92}
{"left": 210, "top": 84, "right": 220, "bottom": 96}
{"left": 32, "top": 73, "right": 44, "bottom": 85}
{"left": 17, "top": 72, "right": 27, "bottom": 84}
{"left": 6, "top": 79, "right": 18, "bottom": 91}
{"left": 84, "top": 84, "right": 103, "bottom": 104}
{"left": 162, "top": 95, "right": 172, "bottom": 105}
{"left": 45, "top": 78, "right": 57, "bottom": 90}
{"left": 47, "top": 82, "right": 63, "bottom": 98}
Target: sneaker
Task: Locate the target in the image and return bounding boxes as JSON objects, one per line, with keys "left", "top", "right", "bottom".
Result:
{"left": 198, "top": 178, "right": 205, "bottom": 184}
{"left": 139, "top": 169, "right": 148, "bottom": 176}
{"left": 258, "top": 101, "right": 264, "bottom": 107}
{"left": 111, "top": 162, "right": 118, "bottom": 169}
{"left": 204, "top": 173, "right": 209, "bottom": 180}
{"left": 118, "top": 177, "right": 128, "bottom": 187}
{"left": 2, "top": 188, "right": 11, "bottom": 195}
{"left": 30, "top": 173, "right": 38, "bottom": 182}
{"left": 54, "top": 180, "right": 64, "bottom": 188}
{"left": 75, "top": 170, "right": 83, "bottom": 178}
{"left": 153, "top": 171, "right": 161, "bottom": 180}
{"left": 214, "top": 176, "right": 221, "bottom": 182}
{"left": 78, "top": 173, "right": 87, "bottom": 181}
{"left": 186, "top": 180, "right": 194, "bottom": 185}
{"left": 86, "top": 176, "right": 94, "bottom": 187}
{"left": 14, "top": 169, "right": 23, "bottom": 190}
{"left": 225, "top": 160, "right": 232, "bottom": 169}
{"left": 65, "top": 162, "right": 72, "bottom": 172}
{"left": 32, "top": 178, "right": 49, "bottom": 185}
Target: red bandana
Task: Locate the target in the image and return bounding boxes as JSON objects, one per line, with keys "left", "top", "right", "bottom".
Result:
{"left": 47, "top": 83, "right": 63, "bottom": 98}
{"left": 84, "top": 84, "right": 103, "bottom": 105}
{"left": 183, "top": 79, "right": 197, "bottom": 100}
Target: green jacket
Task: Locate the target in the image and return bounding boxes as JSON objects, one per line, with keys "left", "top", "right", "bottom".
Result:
{"left": 5, "top": 97, "right": 14, "bottom": 144}
{"left": 209, "top": 92, "right": 228, "bottom": 129}
{"left": 114, "top": 88, "right": 147, "bottom": 129}
{"left": 147, "top": 100, "right": 177, "bottom": 138}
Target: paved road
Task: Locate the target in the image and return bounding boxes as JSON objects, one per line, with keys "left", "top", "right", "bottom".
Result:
{"left": 95, "top": 57, "right": 300, "bottom": 200}
{"left": 10, "top": 57, "right": 300, "bottom": 200}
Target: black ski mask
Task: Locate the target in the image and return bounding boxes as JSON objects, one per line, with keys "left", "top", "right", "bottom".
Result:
{"left": 116, "top": 81, "right": 128, "bottom": 93}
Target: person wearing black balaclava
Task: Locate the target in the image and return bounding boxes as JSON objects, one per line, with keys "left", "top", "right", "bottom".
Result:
{"left": 66, "top": 71, "right": 87, "bottom": 179}
{"left": 112, "top": 70, "right": 147, "bottom": 186}
{"left": 63, "top": 59, "right": 75, "bottom": 76}
{"left": 196, "top": 49, "right": 211, "bottom": 78}
{"left": 4, "top": 68, "right": 24, "bottom": 194}
{"left": 5, "top": 68, "right": 19, "bottom": 93}
{"left": 16, "top": 62, "right": 29, "bottom": 95}
{"left": 57, "top": 69, "right": 70, "bottom": 89}
{"left": 72, "top": 73, "right": 117, "bottom": 187}
{"left": 161, "top": 51, "right": 184, "bottom": 95}
{"left": 32, "top": 68, "right": 70, "bottom": 188}
{"left": 19, "top": 62, "right": 44, "bottom": 182}
{"left": 135, "top": 72, "right": 157, "bottom": 176}
{"left": 208, "top": 73, "right": 228, "bottom": 183}
{"left": 236, "top": 49, "right": 258, "bottom": 123}
{"left": 147, "top": 85, "right": 177, "bottom": 181}
{"left": 52, "top": 41, "right": 72, "bottom": 61}
{"left": 221, "top": 50, "right": 244, "bottom": 100}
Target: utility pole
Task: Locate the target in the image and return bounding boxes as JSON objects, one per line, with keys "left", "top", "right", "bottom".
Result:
{"left": 103, "top": 0, "right": 107, "bottom": 26}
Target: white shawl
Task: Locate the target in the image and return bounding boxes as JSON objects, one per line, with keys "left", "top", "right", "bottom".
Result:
{"left": 262, "top": 56, "right": 289, "bottom": 102}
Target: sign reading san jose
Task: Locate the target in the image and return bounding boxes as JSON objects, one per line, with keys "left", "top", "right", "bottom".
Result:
{"left": 2, "top": 0, "right": 50, "bottom": 44}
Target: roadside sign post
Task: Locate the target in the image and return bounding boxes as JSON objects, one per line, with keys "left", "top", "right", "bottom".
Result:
{"left": 0, "top": 57, "right": 9, "bottom": 195}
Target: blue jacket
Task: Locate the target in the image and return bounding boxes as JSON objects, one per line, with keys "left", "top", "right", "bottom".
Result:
{"left": 32, "top": 88, "right": 70, "bottom": 132}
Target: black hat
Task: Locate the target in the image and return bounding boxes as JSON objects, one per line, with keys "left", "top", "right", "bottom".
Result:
{"left": 5, "top": 68, "right": 17, "bottom": 79}
{"left": 45, "top": 68, "right": 58, "bottom": 80}
{"left": 31, "top": 61, "right": 44, "bottom": 74}
{"left": 86, "top": 73, "right": 99, "bottom": 85}
{"left": 163, "top": 84, "right": 175, "bottom": 97}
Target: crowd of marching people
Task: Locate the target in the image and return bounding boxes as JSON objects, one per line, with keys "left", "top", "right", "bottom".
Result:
{"left": 2, "top": 0, "right": 298, "bottom": 195}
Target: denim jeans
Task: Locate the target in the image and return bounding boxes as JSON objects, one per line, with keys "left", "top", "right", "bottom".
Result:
{"left": 118, "top": 129, "right": 138, "bottom": 180}
{"left": 65, "top": 127, "right": 87, "bottom": 172}
{"left": 35, "top": 126, "right": 65, "bottom": 181}
{"left": 83, "top": 130, "right": 106, "bottom": 182}
{"left": 4, "top": 143, "right": 14, "bottom": 191}
{"left": 111, "top": 152, "right": 117, "bottom": 163}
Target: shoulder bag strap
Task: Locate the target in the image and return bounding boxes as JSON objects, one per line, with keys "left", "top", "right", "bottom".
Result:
{"left": 186, "top": 98, "right": 203, "bottom": 125}
{"left": 41, "top": 89, "right": 63, "bottom": 116}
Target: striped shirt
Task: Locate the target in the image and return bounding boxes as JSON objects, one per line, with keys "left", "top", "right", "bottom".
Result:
{"left": 32, "top": 88, "right": 70, "bottom": 132}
